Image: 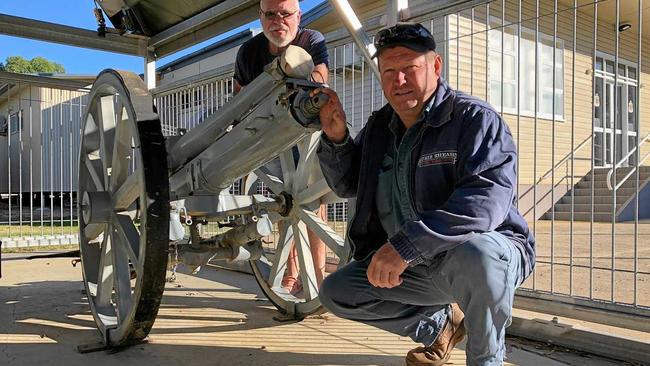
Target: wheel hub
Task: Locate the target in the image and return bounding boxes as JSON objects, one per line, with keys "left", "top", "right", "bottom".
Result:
{"left": 278, "top": 191, "right": 294, "bottom": 217}
{"left": 82, "top": 191, "right": 112, "bottom": 224}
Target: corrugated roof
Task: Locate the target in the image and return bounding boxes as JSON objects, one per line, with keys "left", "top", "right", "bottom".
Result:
{"left": 0, "top": 72, "right": 95, "bottom": 99}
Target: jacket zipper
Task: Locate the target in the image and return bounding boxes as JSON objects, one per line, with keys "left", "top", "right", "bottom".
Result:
{"left": 408, "top": 124, "right": 430, "bottom": 217}
{"left": 346, "top": 112, "right": 378, "bottom": 259}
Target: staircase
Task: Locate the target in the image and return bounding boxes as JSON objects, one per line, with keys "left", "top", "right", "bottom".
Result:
{"left": 543, "top": 166, "right": 650, "bottom": 221}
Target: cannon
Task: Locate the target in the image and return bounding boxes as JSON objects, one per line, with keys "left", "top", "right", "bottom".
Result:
{"left": 77, "top": 47, "right": 352, "bottom": 346}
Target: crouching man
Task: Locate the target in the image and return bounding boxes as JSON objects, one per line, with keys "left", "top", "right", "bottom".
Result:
{"left": 312, "top": 22, "right": 535, "bottom": 366}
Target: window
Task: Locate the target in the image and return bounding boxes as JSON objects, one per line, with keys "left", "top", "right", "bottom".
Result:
{"left": 9, "top": 110, "right": 22, "bottom": 134}
{"left": 488, "top": 22, "right": 564, "bottom": 120}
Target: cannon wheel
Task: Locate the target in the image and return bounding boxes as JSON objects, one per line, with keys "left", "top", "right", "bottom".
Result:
{"left": 78, "top": 69, "right": 169, "bottom": 346}
{"left": 247, "top": 133, "right": 351, "bottom": 318}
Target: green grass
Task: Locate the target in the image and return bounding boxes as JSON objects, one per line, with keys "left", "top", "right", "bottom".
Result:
{"left": 0, "top": 223, "right": 78, "bottom": 237}
{"left": 2, "top": 243, "right": 79, "bottom": 253}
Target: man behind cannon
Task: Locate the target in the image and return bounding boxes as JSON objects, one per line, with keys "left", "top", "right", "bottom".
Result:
{"left": 313, "top": 22, "right": 536, "bottom": 366}
{"left": 233, "top": 0, "right": 329, "bottom": 294}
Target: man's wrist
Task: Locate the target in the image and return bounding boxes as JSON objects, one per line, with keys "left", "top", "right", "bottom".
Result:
{"left": 324, "top": 129, "right": 350, "bottom": 146}
{"left": 389, "top": 232, "right": 425, "bottom": 267}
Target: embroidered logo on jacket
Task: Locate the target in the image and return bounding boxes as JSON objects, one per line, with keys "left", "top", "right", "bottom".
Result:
{"left": 418, "top": 150, "right": 458, "bottom": 167}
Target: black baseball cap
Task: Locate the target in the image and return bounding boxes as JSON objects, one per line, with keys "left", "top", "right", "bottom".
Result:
{"left": 372, "top": 22, "right": 437, "bottom": 58}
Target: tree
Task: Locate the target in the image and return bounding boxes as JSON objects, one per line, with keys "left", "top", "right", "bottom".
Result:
{"left": 2, "top": 56, "right": 65, "bottom": 73}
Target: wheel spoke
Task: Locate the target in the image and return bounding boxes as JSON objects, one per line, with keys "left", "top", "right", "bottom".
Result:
{"left": 98, "top": 95, "right": 116, "bottom": 187}
{"left": 95, "top": 233, "right": 114, "bottom": 309}
{"left": 294, "top": 133, "right": 321, "bottom": 191}
{"left": 252, "top": 168, "right": 284, "bottom": 194}
{"left": 243, "top": 172, "right": 259, "bottom": 195}
{"left": 111, "top": 228, "right": 134, "bottom": 322}
{"left": 113, "top": 172, "right": 141, "bottom": 212}
{"left": 268, "top": 221, "right": 294, "bottom": 288}
{"left": 297, "top": 208, "right": 348, "bottom": 260}
{"left": 113, "top": 214, "right": 141, "bottom": 276}
{"left": 320, "top": 191, "right": 344, "bottom": 205}
{"left": 82, "top": 113, "right": 100, "bottom": 153}
{"left": 110, "top": 106, "right": 133, "bottom": 192}
{"left": 82, "top": 155, "right": 105, "bottom": 191}
{"left": 295, "top": 178, "right": 331, "bottom": 206}
{"left": 279, "top": 150, "right": 296, "bottom": 191}
{"left": 292, "top": 221, "right": 319, "bottom": 301}
{"left": 84, "top": 223, "right": 105, "bottom": 243}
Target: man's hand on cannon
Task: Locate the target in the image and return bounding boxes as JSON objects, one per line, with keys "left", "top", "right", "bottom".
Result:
{"left": 310, "top": 87, "right": 348, "bottom": 143}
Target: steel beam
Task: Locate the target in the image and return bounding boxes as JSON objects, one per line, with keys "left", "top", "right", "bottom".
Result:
{"left": 148, "top": 0, "right": 259, "bottom": 58}
{"left": 328, "top": 0, "right": 380, "bottom": 79}
{"left": 0, "top": 13, "right": 150, "bottom": 57}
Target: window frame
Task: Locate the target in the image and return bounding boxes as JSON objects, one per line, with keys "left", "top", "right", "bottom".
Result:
{"left": 487, "top": 19, "right": 565, "bottom": 121}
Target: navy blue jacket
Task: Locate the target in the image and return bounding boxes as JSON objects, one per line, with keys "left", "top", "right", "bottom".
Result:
{"left": 317, "top": 80, "right": 535, "bottom": 278}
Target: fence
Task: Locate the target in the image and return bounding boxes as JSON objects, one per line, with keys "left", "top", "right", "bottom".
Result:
{"left": 0, "top": 74, "right": 89, "bottom": 247}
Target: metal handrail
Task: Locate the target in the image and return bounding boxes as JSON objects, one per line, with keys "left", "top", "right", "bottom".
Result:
{"left": 607, "top": 132, "right": 650, "bottom": 190}
{"left": 152, "top": 65, "right": 234, "bottom": 98}
{"left": 538, "top": 133, "right": 593, "bottom": 182}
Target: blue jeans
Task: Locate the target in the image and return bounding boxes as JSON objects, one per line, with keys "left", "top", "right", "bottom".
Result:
{"left": 319, "top": 232, "right": 523, "bottom": 366}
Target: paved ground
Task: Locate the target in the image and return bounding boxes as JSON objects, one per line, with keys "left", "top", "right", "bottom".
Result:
{"left": 1, "top": 253, "right": 631, "bottom": 366}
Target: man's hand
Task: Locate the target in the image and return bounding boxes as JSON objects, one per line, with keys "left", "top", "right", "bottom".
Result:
{"left": 310, "top": 87, "right": 347, "bottom": 143}
{"left": 367, "top": 243, "right": 409, "bottom": 288}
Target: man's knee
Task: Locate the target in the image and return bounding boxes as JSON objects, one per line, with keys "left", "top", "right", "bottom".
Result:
{"left": 448, "top": 233, "right": 512, "bottom": 278}
{"left": 319, "top": 267, "right": 350, "bottom": 313}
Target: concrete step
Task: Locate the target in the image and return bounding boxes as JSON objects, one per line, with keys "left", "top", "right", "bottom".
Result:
{"left": 558, "top": 194, "right": 630, "bottom": 205}
{"left": 543, "top": 211, "right": 614, "bottom": 221}
{"left": 585, "top": 169, "right": 650, "bottom": 179}
{"left": 577, "top": 179, "right": 646, "bottom": 189}
{"left": 552, "top": 203, "right": 623, "bottom": 213}
{"left": 588, "top": 167, "right": 650, "bottom": 179}
{"left": 571, "top": 187, "right": 638, "bottom": 197}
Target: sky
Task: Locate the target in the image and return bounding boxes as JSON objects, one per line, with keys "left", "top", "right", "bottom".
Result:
{"left": 0, "top": 0, "right": 323, "bottom": 75}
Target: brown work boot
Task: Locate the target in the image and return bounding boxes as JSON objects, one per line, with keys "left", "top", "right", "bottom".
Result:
{"left": 405, "top": 303, "right": 466, "bottom": 366}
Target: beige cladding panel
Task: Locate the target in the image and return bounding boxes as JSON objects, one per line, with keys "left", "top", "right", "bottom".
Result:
{"left": 444, "top": 0, "right": 650, "bottom": 184}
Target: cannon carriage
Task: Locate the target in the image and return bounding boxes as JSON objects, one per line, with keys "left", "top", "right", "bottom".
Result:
{"left": 77, "top": 54, "right": 352, "bottom": 346}
{"left": 70, "top": 0, "right": 386, "bottom": 348}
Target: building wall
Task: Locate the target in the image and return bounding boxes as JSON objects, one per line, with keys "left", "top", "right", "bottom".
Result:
{"left": 158, "top": 47, "right": 240, "bottom": 87}
{"left": 0, "top": 85, "right": 87, "bottom": 194}
{"left": 445, "top": 0, "right": 650, "bottom": 187}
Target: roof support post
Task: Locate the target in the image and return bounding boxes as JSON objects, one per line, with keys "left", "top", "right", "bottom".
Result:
{"left": 144, "top": 58, "right": 156, "bottom": 91}
{"left": 327, "top": 0, "right": 380, "bottom": 79}
{"left": 387, "top": 0, "right": 409, "bottom": 26}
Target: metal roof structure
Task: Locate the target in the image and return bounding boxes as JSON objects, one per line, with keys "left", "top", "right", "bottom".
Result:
{"left": 0, "top": 0, "right": 260, "bottom": 60}
{"left": 0, "top": 0, "right": 491, "bottom": 62}
{"left": 0, "top": 71, "right": 95, "bottom": 100}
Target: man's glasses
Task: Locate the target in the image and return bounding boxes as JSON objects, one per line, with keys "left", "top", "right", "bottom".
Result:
{"left": 260, "top": 9, "right": 298, "bottom": 21}
{"left": 374, "top": 24, "right": 433, "bottom": 49}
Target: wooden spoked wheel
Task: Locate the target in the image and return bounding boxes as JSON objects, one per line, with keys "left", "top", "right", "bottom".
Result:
{"left": 78, "top": 69, "right": 169, "bottom": 346}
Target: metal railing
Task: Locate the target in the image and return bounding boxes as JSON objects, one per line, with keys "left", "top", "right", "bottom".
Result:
{"left": 538, "top": 134, "right": 593, "bottom": 183}
{"left": 0, "top": 72, "right": 90, "bottom": 248}
{"left": 606, "top": 132, "right": 650, "bottom": 190}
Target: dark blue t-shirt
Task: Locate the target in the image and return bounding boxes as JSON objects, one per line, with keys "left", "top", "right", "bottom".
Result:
{"left": 234, "top": 28, "right": 329, "bottom": 86}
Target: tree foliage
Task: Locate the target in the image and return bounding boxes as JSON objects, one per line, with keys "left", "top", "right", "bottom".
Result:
{"left": 1, "top": 56, "right": 65, "bottom": 73}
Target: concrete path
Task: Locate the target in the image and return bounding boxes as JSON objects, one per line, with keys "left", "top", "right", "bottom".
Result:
{"left": 0, "top": 254, "right": 623, "bottom": 366}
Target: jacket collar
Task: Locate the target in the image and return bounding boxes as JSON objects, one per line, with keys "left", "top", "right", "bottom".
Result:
{"left": 424, "top": 79, "right": 455, "bottom": 128}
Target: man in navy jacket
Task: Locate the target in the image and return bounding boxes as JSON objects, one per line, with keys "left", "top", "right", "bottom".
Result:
{"left": 312, "top": 23, "right": 535, "bottom": 366}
